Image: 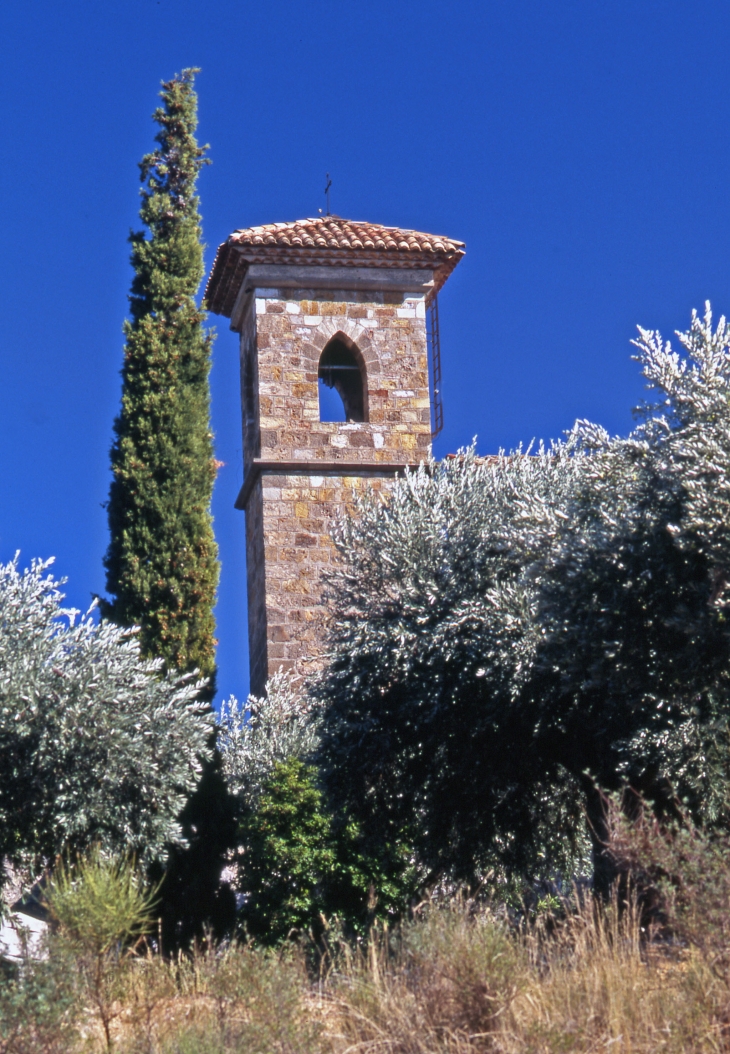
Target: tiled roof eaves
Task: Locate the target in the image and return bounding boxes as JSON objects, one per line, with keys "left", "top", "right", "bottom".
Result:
{"left": 204, "top": 218, "right": 465, "bottom": 317}
{"left": 204, "top": 244, "right": 249, "bottom": 317}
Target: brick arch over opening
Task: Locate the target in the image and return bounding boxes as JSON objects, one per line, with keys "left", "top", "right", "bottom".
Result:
{"left": 318, "top": 331, "right": 369, "bottom": 422}
{"left": 303, "top": 319, "right": 380, "bottom": 375}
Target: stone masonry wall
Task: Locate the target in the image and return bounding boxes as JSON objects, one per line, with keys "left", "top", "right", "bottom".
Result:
{"left": 241, "top": 289, "right": 432, "bottom": 693}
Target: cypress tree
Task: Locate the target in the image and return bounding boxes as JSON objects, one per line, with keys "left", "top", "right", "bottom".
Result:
{"left": 104, "top": 70, "right": 237, "bottom": 947}
{"left": 103, "top": 68, "right": 218, "bottom": 693}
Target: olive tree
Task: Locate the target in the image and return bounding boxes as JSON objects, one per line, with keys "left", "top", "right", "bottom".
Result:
{"left": 0, "top": 556, "right": 213, "bottom": 874}
{"left": 315, "top": 305, "right": 730, "bottom": 889}
{"left": 218, "top": 670, "right": 318, "bottom": 807}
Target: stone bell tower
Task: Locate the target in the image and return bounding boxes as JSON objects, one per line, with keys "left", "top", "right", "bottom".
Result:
{"left": 205, "top": 217, "right": 464, "bottom": 694}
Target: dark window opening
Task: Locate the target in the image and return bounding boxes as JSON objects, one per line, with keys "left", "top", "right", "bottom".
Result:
{"left": 243, "top": 350, "right": 259, "bottom": 454}
{"left": 318, "top": 336, "right": 367, "bottom": 423}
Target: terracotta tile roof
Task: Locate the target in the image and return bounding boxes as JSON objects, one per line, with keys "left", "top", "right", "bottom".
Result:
{"left": 226, "top": 217, "right": 463, "bottom": 254}
{"left": 205, "top": 217, "right": 465, "bottom": 317}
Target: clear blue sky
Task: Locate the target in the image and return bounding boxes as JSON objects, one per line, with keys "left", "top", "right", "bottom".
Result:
{"left": 2, "top": 0, "right": 729, "bottom": 704}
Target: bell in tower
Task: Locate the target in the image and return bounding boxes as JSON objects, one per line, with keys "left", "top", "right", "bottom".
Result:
{"left": 205, "top": 217, "right": 464, "bottom": 694}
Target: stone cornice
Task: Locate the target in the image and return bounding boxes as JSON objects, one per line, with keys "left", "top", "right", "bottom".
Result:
{"left": 234, "top": 458, "right": 424, "bottom": 510}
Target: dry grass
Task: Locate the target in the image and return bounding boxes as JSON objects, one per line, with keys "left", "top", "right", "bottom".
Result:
{"left": 4, "top": 898, "right": 730, "bottom": 1053}
{"left": 506, "top": 900, "right": 718, "bottom": 1054}
{"left": 88, "top": 943, "right": 322, "bottom": 1053}
{"left": 322, "top": 899, "right": 727, "bottom": 1054}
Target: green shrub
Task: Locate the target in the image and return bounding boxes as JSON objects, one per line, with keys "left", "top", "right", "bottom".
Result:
{"left": 0, "top": 946, "right": 78, "bottom": 1054}
{"left": 236, "top": 759, "right": 336, "bottom": 944}
{"left": 237, "top": 758, "right": 419, "bottom": 945}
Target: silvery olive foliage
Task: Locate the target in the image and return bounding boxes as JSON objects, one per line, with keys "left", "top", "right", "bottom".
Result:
{"left": 315, "top": 304, "right": 730, "bottom": 885}
{"left": 217, "top": 670, "right": 318, "bottom": 805}
{"left": 0, "top": 556, "right": 213, "bottom": 872}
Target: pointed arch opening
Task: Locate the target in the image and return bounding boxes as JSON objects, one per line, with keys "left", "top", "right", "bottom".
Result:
{"left": 318, "top": 333, "right": 368, "bottom": 423}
